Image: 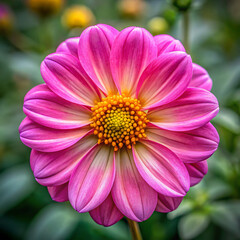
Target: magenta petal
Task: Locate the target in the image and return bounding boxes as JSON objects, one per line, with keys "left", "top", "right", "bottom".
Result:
{"left": 89, "top": 194, "right": 123, "bottom": 227}
{"left": 133, "top": 140, "right": 190, "bottom": 197}
{"left": 137, "top": 52, "right": 192, "bottom": 109}
{"left": 48, "top": 182, "right": 69, "bottom": 202}
{"left": 146, "top": 123, "right": 219, "bottom": 163}
{"left": 189, "top": 63, "right": 212, "bottom": 91}
{"left": 41, "top": 52, "right": 101, "bottom": 107}
{"left": 31, "top": 134, "right": 97, "bottom": 186}
{"left": 111, "top": 148, "right": 157, "bottom": 222}
{"left": 110, "top": 27, "right": 157, "bottom": 96}
{"left": 185, "top": 161, "right": 208, "bottom": 186}
{"left": 56, "top": 37, "right": 79, "bottom": 58}
{"left": 78, "top": 24, "right": 119, "bottom": 94}
{"left": 156, "top": 194, "right": 183, "bottom": 213}
{"left": 148, "top": 87, "right": 219, "bottom": 131}
{"left": 19, "top": 117, "right": 91, "bottom": 152}
{"left": 154, "top": 34, "right": 185, "bottom": 56}
{"left": 68, "top": 144, "right": 115, "bottom": 213}
{"left": 23, "top": 84, "right": 91, "bottom": 129}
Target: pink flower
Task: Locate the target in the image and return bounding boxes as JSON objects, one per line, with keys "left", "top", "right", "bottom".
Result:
{"left": 0, "top": 4, "right": 10, "bottom": 19}
{"left": 19, "top": 24, "right": 219, "bottom": 226}
{"left": 0, "top": 4, "right": 13, "bottom": 33}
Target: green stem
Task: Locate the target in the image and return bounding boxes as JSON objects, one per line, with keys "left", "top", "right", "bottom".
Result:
{"left": 127, "top": 218, "right": 143, "bottom": 240}
{"left": 183, "top": 10, "right": 190, "bottom": 53}
{"left": 40, "top": 18, "right": 53, "bottom": 52}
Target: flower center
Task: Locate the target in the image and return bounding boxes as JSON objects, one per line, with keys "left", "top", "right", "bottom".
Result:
{"left": 90, "top": 94, "right": 149, "bottom": 151}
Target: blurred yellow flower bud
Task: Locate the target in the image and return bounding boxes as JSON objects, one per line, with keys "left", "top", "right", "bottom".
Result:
{"left": 62, "top": 5, "right": 95, "bottom": 29}
{"left": 27, "top": 0, "right": 64, "bottom": 17}
{"left": 118, "top": 0, "right": 147, "bottom": 19}
{"left": 0, "top": 4, "right": 13, "bottom": 35}
{"left": 148, "top": 17, "right": 169, "bottom": 35}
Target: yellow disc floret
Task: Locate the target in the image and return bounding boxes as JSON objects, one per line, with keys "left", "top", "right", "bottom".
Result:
{"left": 90, "top": 95, "right": 148, "bottom": 151}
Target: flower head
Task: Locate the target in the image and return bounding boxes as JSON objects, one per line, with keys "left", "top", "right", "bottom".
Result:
{"left": 118, "top": 0, "right": 146, "bottom": 19}
{"left": 27, "top": 0, "right": 63, "bottom": 17}
{"left": 0, "top": 4, "right": 13, "bottom": 34}
{"left": 19, "top": 24, "right": 219, "bottom": 226}
{"left": 62, "top": 5, "right": 95, "bottom": 29}
{"left": 148, "top": 17, "right": 169, "bottom": 35}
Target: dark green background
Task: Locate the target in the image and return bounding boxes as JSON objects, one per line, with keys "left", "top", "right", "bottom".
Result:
{"left": 0, "top": 0, "right": 240, "bottom": 239}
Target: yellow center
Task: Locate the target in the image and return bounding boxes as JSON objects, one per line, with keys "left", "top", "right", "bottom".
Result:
{"left": 90, "top": 94, "right": 149, "bottom": 151}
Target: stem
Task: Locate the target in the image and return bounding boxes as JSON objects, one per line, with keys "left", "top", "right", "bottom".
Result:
{"left": 127, "top": 218, "right": 143, "bottom": 240}
{"left": 39, "top": 18, "right": 53, "bottom": 52}
{"left": 183, "top": 10, "right": 190, "bottom": 53}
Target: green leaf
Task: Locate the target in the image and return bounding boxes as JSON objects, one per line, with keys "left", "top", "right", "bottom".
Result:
{"left": 206, "top": 179, "right": 232, "bottom": 200}
{"left": 81, "top": 213, "right": 129, "bottom": 240}
{"left": 208, "top": 152, "right": 232, "bottom": 178}
{"left": 0, "top": 164, "right": 34, "bottom": 215}
{"left": 210, "top": 202, "right": 240, "bottom": 237}
{"left": 209, "top": 58, "right": 240, "bottom": 103}
{"left": 212, "top": 108, "right": 240, "bottom": 134}
{"left": 0, "top": 100, "right": 25, "bottom": 143}
{"left": 226, "top": 200, "right": 240, "bottom": 215}
{"left": 9, "top": 53, "right": 43, "bottom": 84}
{"left": 168, "top": 200, "right": 193, "bottom": 220}
{"left": 25, "top": 204, "right": 79, "bottom": 240}
{"left": 25, "top": 204, "right": 129, "bottom": 240}
{"left": 91, "top": 222, "right": 129, "bottom": 240}
{"left": 178, "top": 213, "right": 210, "bottom": 239}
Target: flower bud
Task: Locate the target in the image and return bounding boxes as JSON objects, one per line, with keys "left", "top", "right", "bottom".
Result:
{"left": 163, "top": 8, "right": 177, "bottom": 25}
{"left": 62, "top": 5, "right": 95, "bottom": 29}
{"left": 27, "top": 0, "right": 64, "bottom": 18}
{"left": 172, "top": 0, "right": 192, "bottom": 11}
{"left": 148, "top": 17, "right": 169, "bottom": 35}
{"left": 118, "top": 0, "right": 147, "bottom": 19}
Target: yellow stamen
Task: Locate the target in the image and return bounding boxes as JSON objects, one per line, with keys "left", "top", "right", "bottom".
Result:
{"left": 90, "top": 94, "right": 148, "bottom": 151}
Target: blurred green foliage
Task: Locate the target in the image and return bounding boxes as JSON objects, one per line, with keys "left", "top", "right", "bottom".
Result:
{"left": 0, "top": 0, "right": 240, "bottom": 239}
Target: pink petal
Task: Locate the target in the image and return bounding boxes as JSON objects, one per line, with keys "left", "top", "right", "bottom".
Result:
{"left": 48, "top": 182, "right": 69, "bottom": 202}
{"left": 30, "top": 134, "right": 97, "bottom": 186}
{"left": 133, "top": 140, "right": 190, "bottom": 197}
{"left": 154, "top": 34, "right": 185, "bottom": 56}
{"left": 19, "top": 117, "right": 91, "bottom": 152}
{"left": 148, "top": 87, "right": 219, "bottom": 131}
{"left": 41, "top": 52, "right": 102, "bottom": 107}
{"left": 56, "top": 37, "right": 79, "bottom": 58}
{"left": 89, "top": 194, "right": 123, "bottom": 227}
{"left": 78, "top": 24, "right": 119, "bottom": 94}
{"left": 189, "top": 63, "right": 212, "bottom": 91}
{"left": 110, "top": 27, "right": 157, "bottom": 96}
{"left": 137, "top": 52, "right": 192, "bottom": 109}
{"left": 146, "top": 123, "right": 219, "bottom": 163}
{"left": 68, "top": 144, "right": 115, "bottom": 213}
{"left": 156, "top": 194, "right": 183, "bottom": 213}
{"left": 185, "top": 161, "right": 208, "bottom": 186}
{"left": 23, "top": 84, "right": 91, "bottom": 129}
{"left": 111, "top": 147, "right": 157, "bottom": 222}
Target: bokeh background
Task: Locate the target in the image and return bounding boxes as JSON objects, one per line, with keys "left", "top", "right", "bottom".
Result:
{"left": 0, "top": 0, "right": 240, "bottom": 239}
